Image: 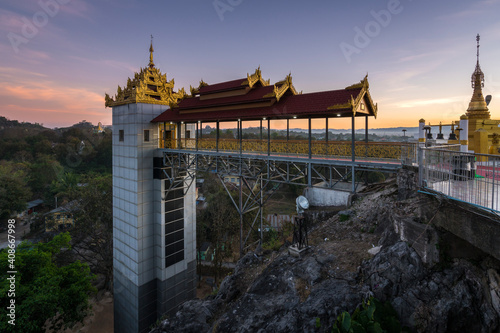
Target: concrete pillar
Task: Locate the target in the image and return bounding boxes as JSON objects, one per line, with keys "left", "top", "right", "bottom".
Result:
{"left": 459, "top": 115, "right": 469, "bottom": 152}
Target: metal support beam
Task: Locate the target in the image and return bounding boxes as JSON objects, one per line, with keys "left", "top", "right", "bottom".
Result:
{"left": 162, "top": 147, "right": 402, "bottom": 255}
{"left": 196, "top": 121, "right": 199, "bottom": 151}
{"left": 365, "top": 116, "right": 368, "bottom": 143}
{"left": 287, "top": 118, "right": 290, "bottom": 154}
{"left": 352, "top": 115, "right": 355, "bottom": 194}
{"left": 216, "top": 120, "right": 219, "bottom": 152}
{"left": 239, "top": 120, "right": 242, "bottom": 154}
{"left": 267, "top": 118, "right": 271, "bottom": 156}
{"left": 239, "top": 176, "right": 243, "bottom": 257}
{"left": 260, "top": 176, "right": 263, "bottom": 245}
{"left": 177, "top": 122, "right": 181, "bottom": 149}
{"left": 365, "top": 116, "right": 368, "bottom": 159}
{"left": 325, "top": 117, "right": 329, "bottom": 156}
{"left": 308, "top": 118, "right": 312, "bottom": 159}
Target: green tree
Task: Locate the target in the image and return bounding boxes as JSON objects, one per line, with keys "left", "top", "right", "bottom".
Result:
{"left": 198, "top": 174, "right": 239, "bottom": 285}
{"left": 28, "top": 154, "right": 62, "bottom": 197}
{"left": 0, "top": 233, "right": 95, "bottom": 332}
{"left": 48, "top": 172, "right": 80, "bottom": 204}
{"left": 0, "top": 162, "right": 31, "bottom": 221}
{"left": 69, "top": 174, "right": 113, "bottom": 289}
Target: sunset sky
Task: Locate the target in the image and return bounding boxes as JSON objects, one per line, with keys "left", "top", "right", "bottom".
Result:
{"left": 2, "top": 0, "right": 500, "bottom": 129}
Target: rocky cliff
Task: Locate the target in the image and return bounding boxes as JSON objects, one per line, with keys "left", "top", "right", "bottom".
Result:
{"left": 151, "top": 182, "right": 500, "bottom": 333}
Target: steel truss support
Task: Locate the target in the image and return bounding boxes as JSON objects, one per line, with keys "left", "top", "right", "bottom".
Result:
{"left": 162, "top": 153, "right": 196, "bottom": 195}
{"left": 162, "top": 150, "right": 400, "bottom": 255}
{"left": 216, "top": 172, "right": 282, "bottom": 255}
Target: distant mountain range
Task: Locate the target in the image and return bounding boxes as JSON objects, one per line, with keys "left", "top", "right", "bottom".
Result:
{"left": 3, "top": 115, "right": 457, "bottom": 139}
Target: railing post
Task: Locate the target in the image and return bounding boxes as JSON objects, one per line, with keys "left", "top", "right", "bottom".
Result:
{"left": 177, "top": 122, "right": 181, "bottom": 149}
{"left": 308, "top": 117, "right": 312, "bottom": 159}
{"left": 239, "top": 119, "right": 242, "bottom": 155}
{"left": 308, "top": 162, "right": 312, "bottom": 187}
{"left": 365, "top": 116, "right": 368, "bottom": 158}
{"left": 216, "top": 120, "right": 219, "bottom": 153}
{"left": 325, "top": 117, "right": 328, "bottom": 157}
{"left": 196, "top": 121, "right": 199, "bottom": 151}
{"left": 287, "top": 118, "right": 290, "bottom": 155}
{"left": 351, "top": 114, "right": 355, "bottom": 193}
{"left": 267, "top": 119, "right": 271, "bottom": 156}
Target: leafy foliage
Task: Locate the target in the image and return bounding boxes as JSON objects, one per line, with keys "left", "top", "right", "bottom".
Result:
{"left": 197, "top": 174, "right": 239, "bottom": 285}
{"left": 0, "top": 233, "right": 95, "bottom": 332}
{"left": 69, "top": 174, "right": 113, "bottom": 289}
{"left": 0, "top": 162, "right": 31, "bottom": 221}
{"left": 262, "top": 228, "right": 281, "bottom": 252}
{"left": 332, "top": 297, "right": 410, "bottom": 333}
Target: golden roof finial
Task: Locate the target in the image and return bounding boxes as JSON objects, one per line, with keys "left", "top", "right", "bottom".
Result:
{"left": 466, "top": 33, "right": 490, "bottom": 119}
{"left": 149, "top": 35, "right": 155, "bottom": 68}
{"left": 476, "top": 33, "right": 480, "bottom": 64}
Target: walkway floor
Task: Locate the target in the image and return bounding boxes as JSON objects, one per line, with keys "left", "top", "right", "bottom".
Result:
{"left": 429, "top": 178, "right": 500, "bottom": 212}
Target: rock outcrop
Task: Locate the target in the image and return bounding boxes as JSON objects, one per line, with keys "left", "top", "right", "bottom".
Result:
{"left": 362, "top": 242, "right": 499, "bottom": 332}
{"left": 154, "top": 250, "right": 368, "bottom": 333}
{"left": 151, "top": 183, "right": 500, "bottom": 333}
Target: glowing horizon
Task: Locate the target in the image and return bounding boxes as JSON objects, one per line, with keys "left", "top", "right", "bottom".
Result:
{"left": 2, "top": 1, "right": 500, "bottom": 129}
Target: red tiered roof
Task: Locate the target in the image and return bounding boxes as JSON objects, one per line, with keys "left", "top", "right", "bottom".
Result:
{"left": 198, "top": 78, "right": 247, "bottom": 94}
{"left": 179, "top": 85, "right": 275, "bottom": 109}
{"left": 151, "top": 74, "right": 376, "bottom": 123}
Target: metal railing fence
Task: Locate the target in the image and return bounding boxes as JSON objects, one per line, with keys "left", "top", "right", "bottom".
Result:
{"left": 419, "top": 146, "right": 500, "bottom": 212}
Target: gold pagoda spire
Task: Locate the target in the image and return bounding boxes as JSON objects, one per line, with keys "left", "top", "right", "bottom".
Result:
{"left": 149, "top": 35, "right": 155, "bottom": 68}
{"left": 104, "top": 36, "right": 186, "bottom": 108}
{"left": 466, "top": 34, "right": 490, "bottom": 120}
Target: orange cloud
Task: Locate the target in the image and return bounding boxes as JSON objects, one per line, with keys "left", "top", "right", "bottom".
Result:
{"left": 0, "top": 74, "right": 110, "bottom": 127}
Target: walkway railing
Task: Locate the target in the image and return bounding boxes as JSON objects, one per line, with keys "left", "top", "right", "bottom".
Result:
{"left": 163, "top": 138, "right": 417, "bottom": 163}
{"left": 419, "top": 145, "right": 500, "bottom": 212}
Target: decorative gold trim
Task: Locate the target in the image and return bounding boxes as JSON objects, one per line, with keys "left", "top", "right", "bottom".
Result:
{"left": 327, "top": 102, "right": 352, "bottom": 111}
{"left": 263, "top": 73, "right": 298, "bottom": 102}
{"left": 345, "top": 74, "right": 369, "bottom": 90}
{"left": 242, "top": 66, "right": 270, "bottom": 88}
{"left": 418, "top": 138, "right": 426, "bottom": 142}
{"left": 189, "top": 79, "right": 208, "bottom": 97}
{"left": 327, "top": 75, "right": 377, "bottom": 118}
{"left": 419, "top": 118, "right": 425, "bottom": 123}
{"left": 105, "top": 41, "right": 185, "bottom": 107}
{"left": 460, "top": 140, "right": 469, "bottom": 145}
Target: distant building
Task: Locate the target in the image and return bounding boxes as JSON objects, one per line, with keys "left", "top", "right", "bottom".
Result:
{"left": 198, "top": 242, "right": 213, "bottom": 261}
{"left": 419, "top": 35, "right": 500, "bottom": 155}
{"left": 44, "top": 201, "right": 77, "bottom": 232}
{"left": 95, "top": 121, "right": 105, "bottom": 133}
{"left": 464, "top": 35, "right": 500, "bottom": 155}
{"left": 17, "top": 199, "right": 44, "bottom": 217}
{"left": 223, "top": 176, "right": 240, "bottom": 186}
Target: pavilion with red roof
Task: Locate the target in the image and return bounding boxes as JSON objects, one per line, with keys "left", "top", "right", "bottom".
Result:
{"left": 152, "top": 67, "right": 377, "bottom": 124}
{"left": 150, "top": 67, "right": 378, "bottom": 155}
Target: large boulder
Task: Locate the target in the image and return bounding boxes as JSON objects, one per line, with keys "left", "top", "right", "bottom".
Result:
{"left": 362, "top": 241, "right": 499, "bottom": 332}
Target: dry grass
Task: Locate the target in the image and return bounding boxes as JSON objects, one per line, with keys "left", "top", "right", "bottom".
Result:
{"left": 295, "top": 278, "right": 311, "bottom": 302}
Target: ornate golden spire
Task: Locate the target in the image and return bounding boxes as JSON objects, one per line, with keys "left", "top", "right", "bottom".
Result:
{"left": 466, "top": 34, "right": 490, "bottom": 119}
{"left": 149, "top": 35, "right": 155, "bottom": 68}
{"left": 104, "top": 36, "right": 186, "bottom": 108}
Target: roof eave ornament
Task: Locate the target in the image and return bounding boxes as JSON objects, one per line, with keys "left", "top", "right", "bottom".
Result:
{"left": 245, "top": 66, "right": 270, "bottom": 88}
